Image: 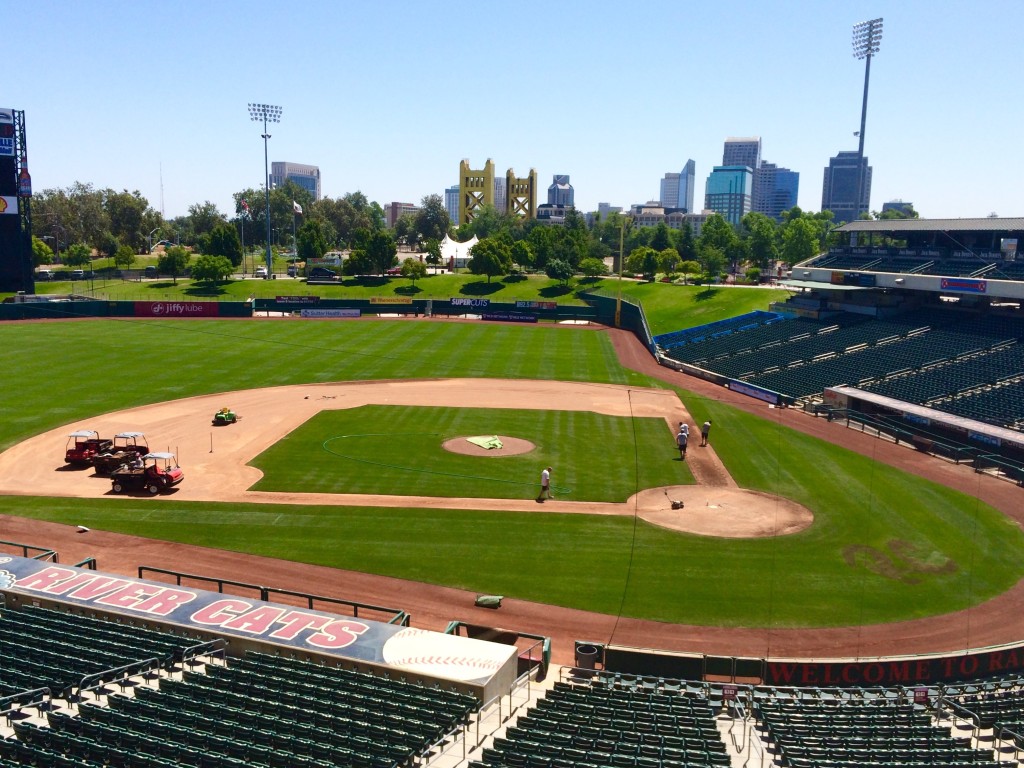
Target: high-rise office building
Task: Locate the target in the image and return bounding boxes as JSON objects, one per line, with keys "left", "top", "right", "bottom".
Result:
{"left": 704, "top": 165, "right": 753, "bottom": 227}
{"left": 881, "top": 200, "right": 915, "bottom": 217}
{"left": 444, "top": 185, "right": 460, "bottom": 226}
{"left": 547, "top": 175, "right": 574, "bottom": 207}
{"left": 822, "top": 151, "right": 872, "bottom": 224}
{"left": 270, "top": 161, "right": 321, "bottom": 200}
{"left": 659, "top": 160, "right": 696, "bottom": 212}
{"left": 754, "top": 163, "right": 799, "bottom": 221}
{"left": 722, "top": 138, "right": 761, "bottom": 172}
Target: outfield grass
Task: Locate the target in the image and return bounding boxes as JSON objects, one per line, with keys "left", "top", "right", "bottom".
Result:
{"left": 2, "top": 314, "right": 1023, "bottom": 628}
{"left": 251, "top": 406, "right": 693, "bottom": 501}
{"left": 586, "top": 281, "right": 791, "bottom": 336}
{"left": 0, "top": 320, "right": 651, "bottom": 451}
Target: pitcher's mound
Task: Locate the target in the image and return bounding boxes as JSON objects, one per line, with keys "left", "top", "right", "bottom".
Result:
{"left": 631, "top": 486, "right": 813, "bottom": 539}
{"left": 442, "top": 436, "right": 536, "bottom": 457}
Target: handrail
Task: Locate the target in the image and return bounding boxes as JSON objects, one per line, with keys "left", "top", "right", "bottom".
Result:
{"left": 138, "top": 565, "right": 409, "bottom": 625}
{"left": 75, "top": 657, "right": 162, "bottom": 706}
{"left": 0, "top": 540, "right": 58, "bottom": 562}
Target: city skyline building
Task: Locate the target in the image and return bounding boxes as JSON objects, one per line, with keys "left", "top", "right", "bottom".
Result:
{"left": 822, "top": 150, "right": 872, "bottom": 224}
{"left": 659, "top": 160, "right": 696, "bottom": 212}
{"left": 754, "top": 162, "right": 800, "bottom": 221}
{"left": 385, "top": 202, "right": 419, "bottom": 228}
{"left": 547, "top": 174, "right": 574, "bottom": 207}
{"left": 704, "top": 165, "right": 753, "bottom": 227}
{"left": 722, "top": 138, "right": 761, "bottom": 172}
{"left": 444, "top": 184, "right": 460, "bottom": 226}
{"left": 269, "top": 161, "right": 321, "bottom": 200}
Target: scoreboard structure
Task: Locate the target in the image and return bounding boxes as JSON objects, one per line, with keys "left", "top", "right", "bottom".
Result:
{"left": 0, "top": 108, "right": 33, "bottom": 293}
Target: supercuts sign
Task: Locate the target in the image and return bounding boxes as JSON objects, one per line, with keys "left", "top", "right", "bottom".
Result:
{"left": 0, "top": 556, "right": 406, "bottom": 659}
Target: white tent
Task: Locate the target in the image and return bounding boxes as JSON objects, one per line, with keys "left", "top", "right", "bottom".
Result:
{"left": 439, "top": 234, "right": 478, "bottom": 271}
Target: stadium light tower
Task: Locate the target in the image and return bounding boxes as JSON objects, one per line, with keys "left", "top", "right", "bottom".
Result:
{"left": 248, "top": 103, "right": 282, "bottom": 276}
{"left": 852, "top": 18, "right": 882, "bottom": 218}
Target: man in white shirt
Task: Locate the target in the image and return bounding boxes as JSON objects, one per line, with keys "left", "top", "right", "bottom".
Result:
{"left": 539, "top": 467, "right": 552, "bottom": 501}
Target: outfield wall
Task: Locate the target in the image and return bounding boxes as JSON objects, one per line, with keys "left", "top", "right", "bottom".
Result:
{"left": 586, "top": 641, "right": 1024, "bottom": 687}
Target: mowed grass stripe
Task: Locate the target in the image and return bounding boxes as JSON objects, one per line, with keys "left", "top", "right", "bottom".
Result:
{"left": 251, "top": 405, "right": 692, "bottom": 501}
{"left": 0, "top": 320, "right": 649, "bottom": 450}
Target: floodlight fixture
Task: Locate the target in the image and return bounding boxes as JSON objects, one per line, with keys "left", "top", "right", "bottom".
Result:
{"left": 248, "top": 103, "right": 283, "bottom": 275}
{"left": 851, "top": 18, "right": 883, "bottom": 59}
{"left": 851, "top": 18, "right": 882, "bottom": 220}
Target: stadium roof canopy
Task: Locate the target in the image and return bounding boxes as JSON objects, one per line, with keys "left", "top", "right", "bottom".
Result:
{"left": 835, "top": 218, "right": 1024, "bottom": 233}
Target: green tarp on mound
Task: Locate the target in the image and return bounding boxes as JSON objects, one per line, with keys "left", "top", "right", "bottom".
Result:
{"left": 467, "top": 435, "right": 503, "bottom": 450}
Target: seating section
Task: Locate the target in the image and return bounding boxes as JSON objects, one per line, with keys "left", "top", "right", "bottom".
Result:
{"left": 476, "top": 675, "right": 730, "bottom": 768}
{"left": 806, "top": 247, "right": 1019, "bottom": 280}
{"left": 0, "top": 604, "right": 194, "bottom": 696}
{"left": 757, "top": 695, "right": 1000, "bottom": 768}
{"left": 0, "top": 607, "right": 478, "bottom": 768}
{"left": 660, "top": 308, "right": 1024, "bottom": 426}
{"left": 654, "top": 310, "right": 787, "bottom": 352}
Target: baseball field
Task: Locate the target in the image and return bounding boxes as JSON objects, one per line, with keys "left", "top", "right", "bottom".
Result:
{"left": 1, "top": 302, "right": 1022, "bottom": 664}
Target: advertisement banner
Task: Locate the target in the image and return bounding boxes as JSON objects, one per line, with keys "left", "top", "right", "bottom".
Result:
{"left": 0, "top": 195, "right": 17, "bottom": 215}
{"left": 301, "top": 308, "right": 361, "bottom": 318}
{"left": 515, "top": 300, "right": 557, "bottom": 310}
{"left": 940, "top": 278, "right": 987, "bottom": 294}
{"left": 451, "top": 298, "right": 490, "bottom": 307}
{"left": 134, "top": 302, "right": 220, "bottom": 317}
{"left": 728, "top": 380, "right": 780, "bottom": 405}
{"left": 275, "top": 296, "right": 320, "bottom": 304}
{"left": 369, "top": 297, "right": 413, "bottom": 304}
{"left": 481, "top": 312, "right": 537, "bottom": 323}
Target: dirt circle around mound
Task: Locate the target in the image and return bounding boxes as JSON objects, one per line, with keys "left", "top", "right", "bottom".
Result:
{"left": 631, "top": 486, "right": 814, "bottom": 538}
{"left": 442, "top": 435, "right": 536, "bottom": 457}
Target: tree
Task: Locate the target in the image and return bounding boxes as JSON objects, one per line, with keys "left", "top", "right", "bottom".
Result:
{"left": 700, "top": 246, "right": 726, "bottom": 281}
{"left": 393, "top": 214, "right": 417, "bottom": 249}
{"left": 207, "top": 223, "right": 243, "bottom": 266}
{"left": 698, "top": 214, "right": 737, "bottom": 255}
{"left": 190, "top": 254, "right": 233, "bottom": 283}
{"left": 158, "top": 245, "right": 190, "bottom": 284}
{"left": 104, "top": 189, "right": 153, "bottom": 251}
{"left": 578, "top": 257, "right": 608, "bottom": 278}
{"left": 781, "top": 217, "right": 819, "bottom": 266}
{"left": 363, "top": 230, "right": 397, "bottom": 275}
{"left": 511, "top": 240, "right": 534, "bottom": 272}
{"left": 63, "top": 243, "right": 92, "bottom": 268}
{"left": 114, "top": 244, "right": 136, "bottom": 270}
{"left": 468, "top": 238, "right": 511, "bottom": 282}
{"left": 658, "top": 247, "right": 680, "bottom": 276}
{"left": 186, "top": 201, "right": 226, "bottom": 241}
{"left": 742, "top": 212, "right": 780, "bottom": 272}
{"left": 31, "top": 236, "right": 53, "bottom": 266}
{"left": 678, "top": 260, "right": 701, "bottom": 284}
{"left": 651, "top": 222, "right": 673, "bottom": 252}
{"left": 424, "top": 238, "right": 442, "bottom": 267}
{"left": 400, "top": 257, "right": 427, "bottom": 285}
{"left": 676, "top": 223, "right": 697, "bottom": 263}
{"left": 544, "top": 257, "right": 575, "bottom": 287}
{"left": 415, "top": 193, "right": 450, "bottom": 243}
{"left": 625, "top": 246, "right": 659, "bottom": 280}
{"left": 296, "top": 219, "right": 330, "bottom": 263}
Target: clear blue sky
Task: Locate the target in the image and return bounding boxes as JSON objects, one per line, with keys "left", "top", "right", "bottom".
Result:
{"left": 9, "top": 0, "right": 1022, "bottom": 221}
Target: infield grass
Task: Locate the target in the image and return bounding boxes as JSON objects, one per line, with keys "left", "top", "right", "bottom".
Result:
{"left": 251, "top": 405, "right": 693, "bottom": 501}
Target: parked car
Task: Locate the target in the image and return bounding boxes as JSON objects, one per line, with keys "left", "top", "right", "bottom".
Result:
{"left": 386, "top": 266, "right": 402, "bottom": 276}
{"left": 36, "top": 269, "right": 54, "bottom": 281}
{"left": 255, "top": 266, "right": 269, "bottom": 278}
{"left": 71, "top": 269, "right": 85, "bottom": 279}
{"left": 307, "top": 266, "right": 337, "bottom": 279}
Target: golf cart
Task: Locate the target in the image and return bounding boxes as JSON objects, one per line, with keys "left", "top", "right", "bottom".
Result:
{"left": 91, "top": 432, "right": 149, "bottom": 475}
{"left": 65, "top": 430, "right": 113, "bottom": 466}
{"left": 212, "top": 407, "right": 238, "bottom": 426}
{"left": 110, "top": 452, "right": 184, "bottom": 495}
